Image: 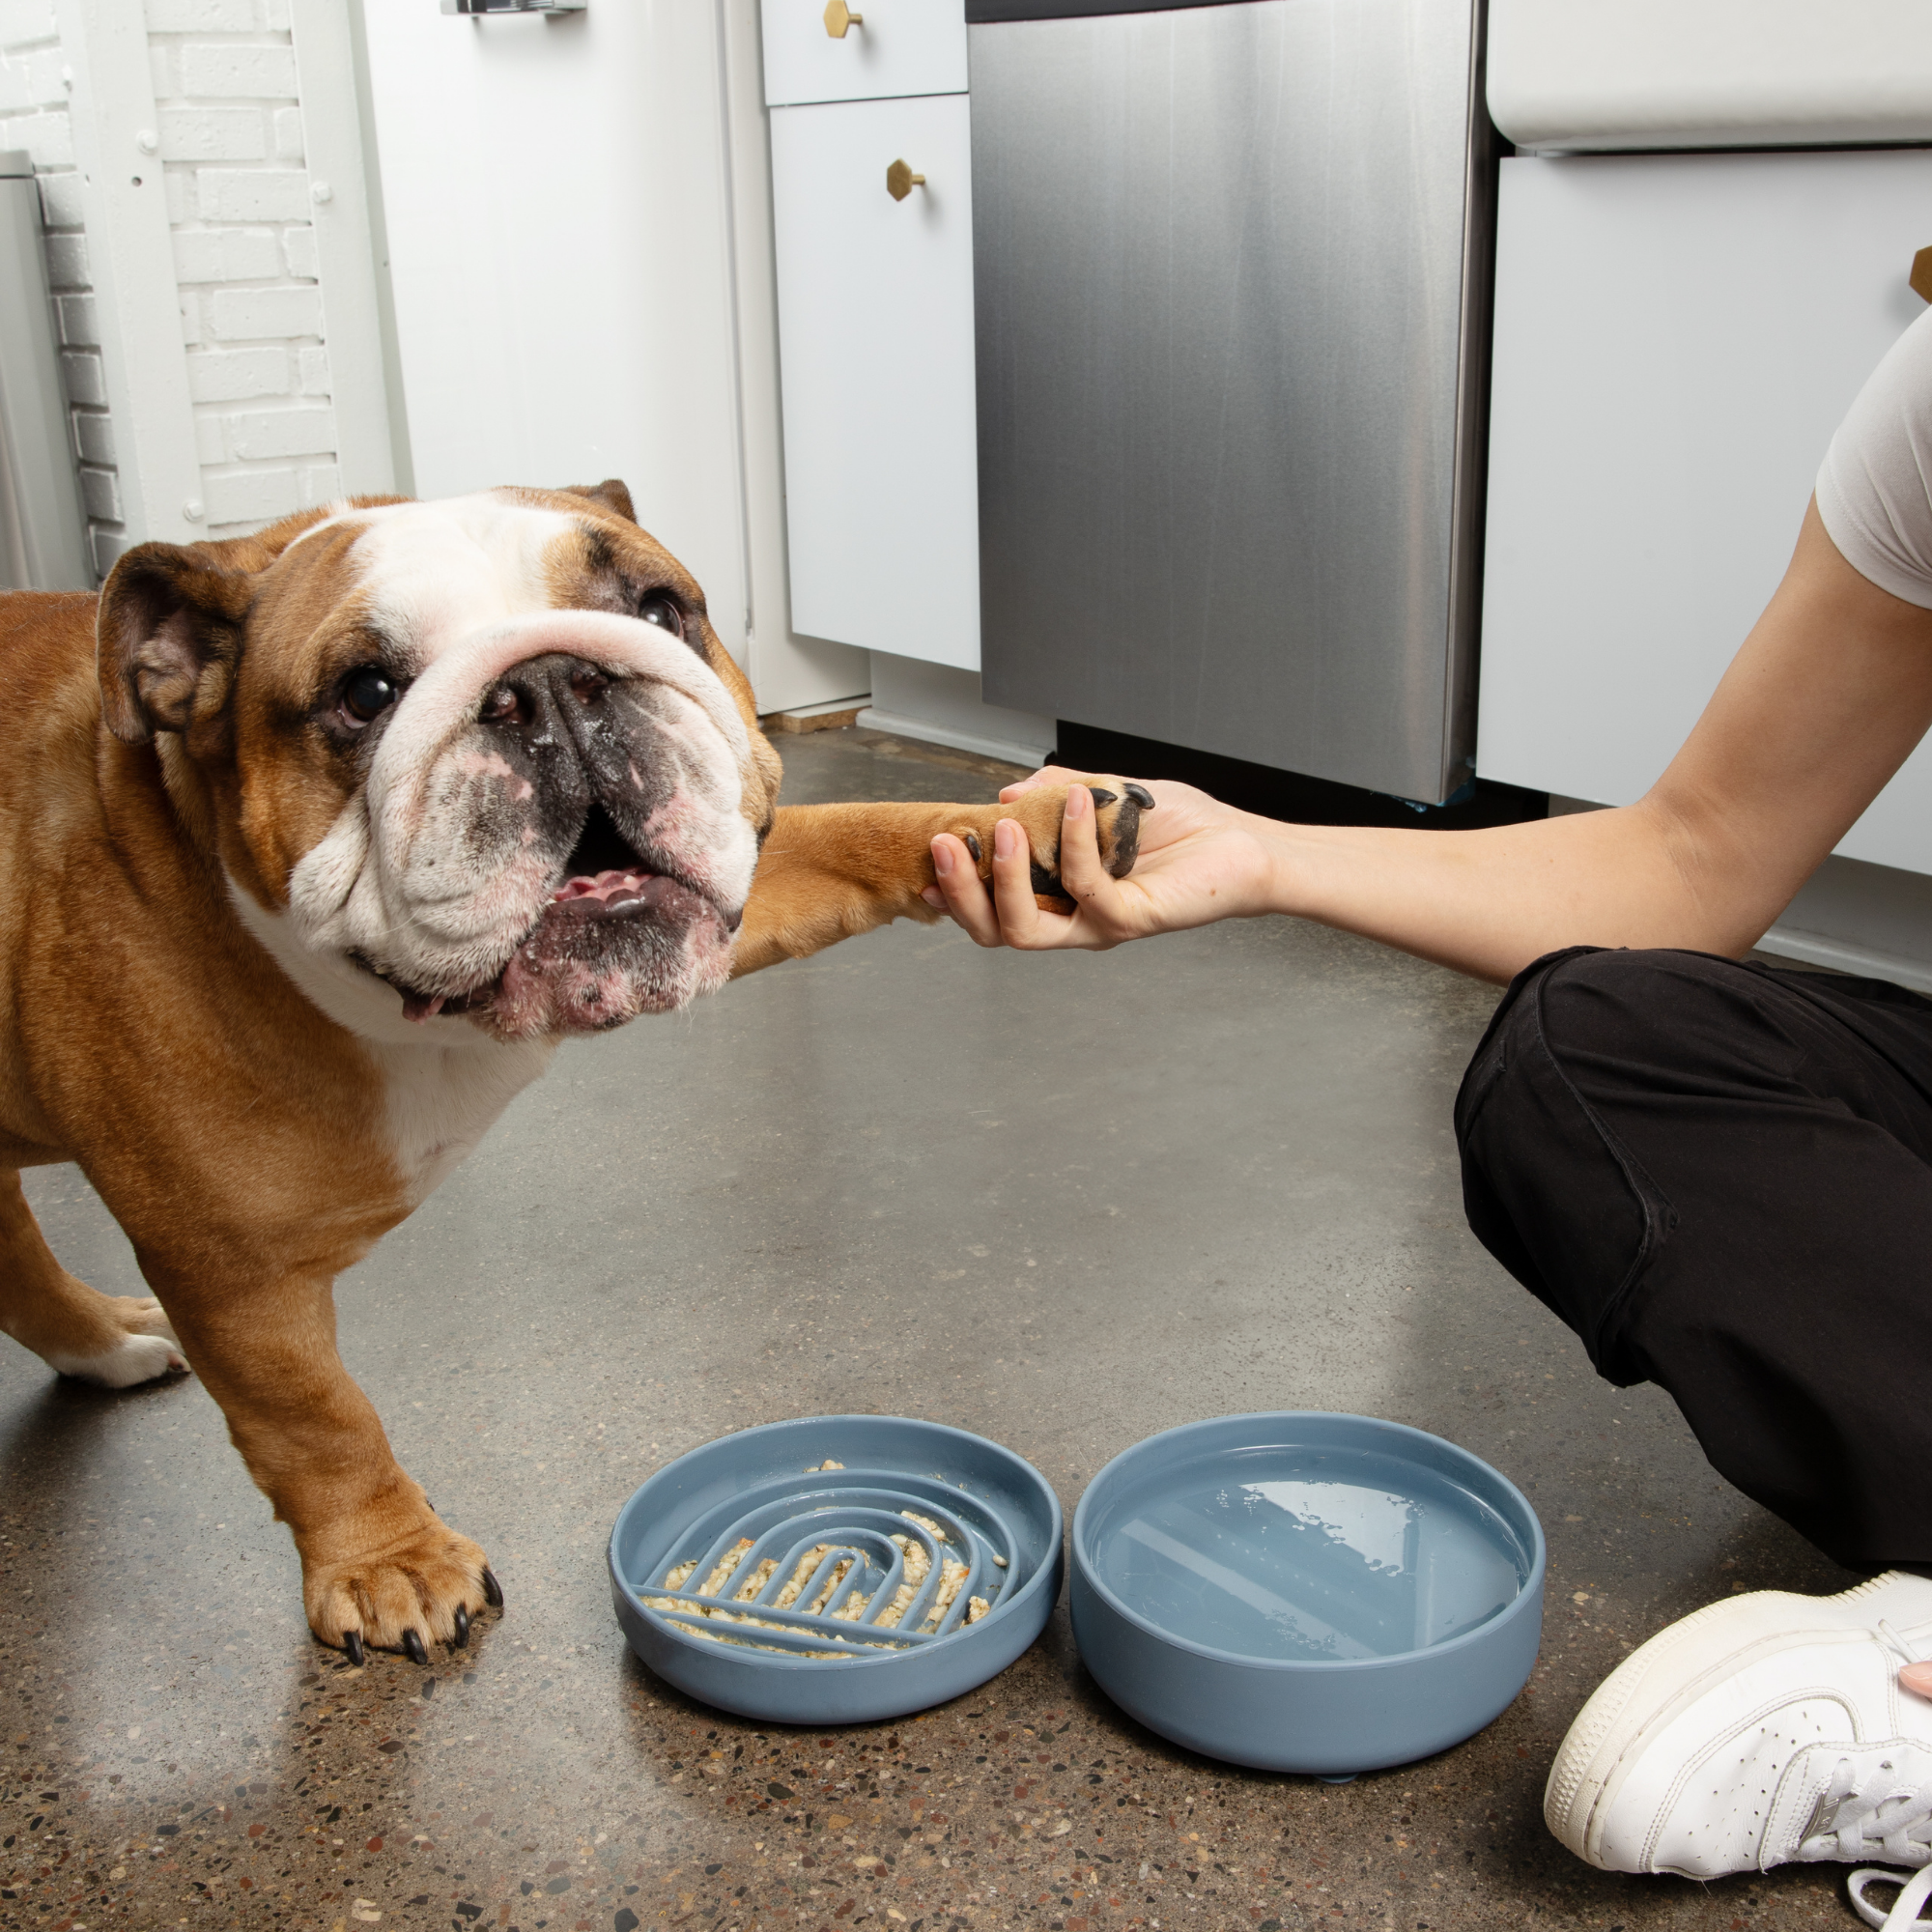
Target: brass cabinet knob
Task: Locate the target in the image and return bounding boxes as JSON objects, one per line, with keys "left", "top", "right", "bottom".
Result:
{"left": 824, "top": 0, "right": 862, "bottom": 36}
{"left": 1913, "top": 245, "right": 1932, "bottom": 306}
{"left": 886, "top": 157, "right": 925, "bottom": 201}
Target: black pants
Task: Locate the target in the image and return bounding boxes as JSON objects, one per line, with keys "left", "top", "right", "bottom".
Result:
{"left": 1456, "top": 947, "right": 1932, "bottom": 1569}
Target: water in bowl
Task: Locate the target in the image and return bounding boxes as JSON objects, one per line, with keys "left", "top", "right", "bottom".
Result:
{"left": 1090, "top": 1443, "right": 1532, "bottom": 1662}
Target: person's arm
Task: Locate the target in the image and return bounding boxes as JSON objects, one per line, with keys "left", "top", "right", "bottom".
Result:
{"left": 927, "top": 502, "right": 1932, "bottom": 982}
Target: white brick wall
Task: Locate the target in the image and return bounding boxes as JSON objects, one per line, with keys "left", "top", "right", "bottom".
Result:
{"left": 153, "top": 0, "right": 340, "bottom": 541}
{"left": 0, "top": 0, "right": 350, "bottom": 579}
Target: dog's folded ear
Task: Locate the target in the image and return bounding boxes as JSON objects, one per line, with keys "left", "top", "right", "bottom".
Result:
{"left": 556, "top": 478, "right": 637, "bottom": 525}
{"left": 97, "top": 542, "right": 256, "bottom": 746}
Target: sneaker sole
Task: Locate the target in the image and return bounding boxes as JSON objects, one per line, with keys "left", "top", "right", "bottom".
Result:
{"left": 1546, "top": 1574, "right": 1913, "bottom": 1872}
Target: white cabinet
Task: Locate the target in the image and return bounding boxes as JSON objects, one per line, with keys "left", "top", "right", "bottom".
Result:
{"left": 763, "top": 0, "right": 967, "bottom": 107}
{"left": 359, "top": 0, "right": 752, "bottom": 662}
{"left": 1489, "top": 0, "right": 1932, "bottom": 151}
{"left": 769, "top": 91, "right": 980, "bottom": 671}
{"left": 1477, "top": 150, "right": 1932, "bottom": 873}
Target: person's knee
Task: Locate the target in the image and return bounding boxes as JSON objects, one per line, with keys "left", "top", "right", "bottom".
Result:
{"left": 1529, "top": 946, "right": 1718, "bottom": 1074}
{"left": 1459, "top": 945, "right": 1750, "bottom": 1181}
{"left": 1454, "top": 949, "right": 1690, "bottom": 1372}
{"left": 1455, "top": 946, "right": 1690, "bottom": 1148}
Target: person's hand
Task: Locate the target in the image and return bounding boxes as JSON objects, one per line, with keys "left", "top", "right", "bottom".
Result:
{"left": 922, "top": 768, "right": 1279, "bottom": 950}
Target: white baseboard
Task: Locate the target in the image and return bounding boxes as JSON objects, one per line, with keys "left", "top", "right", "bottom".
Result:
{"left": 856, "top": 706, "right": 1053, "bottom": 771}
{"left": 773, "top": 693, "right": 869, "bottom": 720}
{"left": 1755, "top": 923, "right": 1932, "bottom": 996}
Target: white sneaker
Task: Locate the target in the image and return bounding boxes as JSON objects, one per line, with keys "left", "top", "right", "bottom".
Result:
{"left": 1546, "top": 1572, "right": 1932, "bottom": 1880}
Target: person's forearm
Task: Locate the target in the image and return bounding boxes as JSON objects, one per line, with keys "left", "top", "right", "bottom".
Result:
{"left": 1254, "top": 505, "right": 1932, "bottom": 983}
{"left": 1251, "top": 798, "right": 1771, "bottom": 985}
{"left": 939, "top": 507, "right": 1932, "bottom": 970}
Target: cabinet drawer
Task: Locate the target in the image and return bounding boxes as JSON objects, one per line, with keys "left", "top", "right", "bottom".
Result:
{"left": 1478, "top": 150, "right": 1932, "bottom": 870}
{"left": 771, "top": 95, "right": 980, "bottom": 668}
{"left": 762, "top": 0, "right": 967, "bottom": 107}
{"left": 1489, "top": 0, "right": 1932, "bottom": 151}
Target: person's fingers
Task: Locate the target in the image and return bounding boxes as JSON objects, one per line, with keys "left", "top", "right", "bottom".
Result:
{"left": 989, "top": 817, "right": 1046, "bottom": 939}
{"left": 1901, "top": 1662, "right": 1932, "bottom": 1700}
{"left": 1053, "top": 780, "right": 1116, "bottom": 909}
{"left": 928, "top": 833, "right": 1005, "bottom": 947}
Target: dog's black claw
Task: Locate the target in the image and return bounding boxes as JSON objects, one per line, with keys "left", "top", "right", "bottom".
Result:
{"left": 482, "top": 1567, "right": 503, "bottom": 1609}
{"left": 959, "top": 831, "right": 981, "bottom": 865}
{"left": 1088, "top": 787, "right": 1118, "bottom": 808}
{"left": 1123, "top": 781, "right": 1154, "bottom": 810}
{"left": 452, "top": 1605, "right": 470, "bottom": 1647}
{"left": 403, "top": 1629, "right": 429, "bottom": 1666}
{"left": 344, "top": 1630, "right": 365, "bottom": 1667}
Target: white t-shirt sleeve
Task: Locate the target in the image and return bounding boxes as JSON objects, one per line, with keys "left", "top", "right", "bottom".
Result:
{"left": 1816, "top": 304, "right": 1932, "bottom": 611}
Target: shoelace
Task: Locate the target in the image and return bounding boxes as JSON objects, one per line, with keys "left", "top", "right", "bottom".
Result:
{"left": 1882, "top": 1622, "right": 1926, "bottom": 1675}
{"left": 1798, "top": 1629, "right": 1932, "bottom": 1873}
{"left": 1850, "top": 1866, "right": 1932, "bottom": 1930}
{"left": 1834, "top": 1623, "right": 1932, "bottom": 1924}
{"left": 1799, "top": 1755, "right": 1932, "bottom": 1868}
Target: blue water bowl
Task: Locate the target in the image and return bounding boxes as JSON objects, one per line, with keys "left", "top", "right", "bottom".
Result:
{"left": 610, "top": 1415, "right": 1063, "bottom": 1726}
{"left": 1071, "top": 1412, "right": 1544, "bottom": 1776}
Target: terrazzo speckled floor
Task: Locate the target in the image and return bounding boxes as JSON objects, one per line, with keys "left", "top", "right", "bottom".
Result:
{"left": 1, "top": 728, "right": 1866, "bottom": 1932}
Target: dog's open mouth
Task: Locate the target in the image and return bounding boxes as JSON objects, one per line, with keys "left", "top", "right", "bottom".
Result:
{"left": 374, "top": 802, "right": 736, "bottom": 1028}
{"left": 549, "top": 801, "right": 658, "bottom": 913}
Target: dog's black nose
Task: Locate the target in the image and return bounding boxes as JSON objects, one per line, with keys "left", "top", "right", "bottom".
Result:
{"left": 479, "top": 654, "right": 611, "bottom": 734}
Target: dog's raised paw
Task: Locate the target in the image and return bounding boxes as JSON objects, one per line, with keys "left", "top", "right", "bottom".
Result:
{"left": 956, "top": 778, "right": 1148, "bottom": 911}
{"left": 304, "top": 1512, "right": 500, "bottom": 1662}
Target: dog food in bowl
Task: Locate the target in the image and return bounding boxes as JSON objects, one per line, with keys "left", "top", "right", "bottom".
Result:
{"left": 610, "top": 1414, "right": 1062, "bottom": 1724}
{"left": 643, "top": 1510, "right": 992, "bottom": 1650}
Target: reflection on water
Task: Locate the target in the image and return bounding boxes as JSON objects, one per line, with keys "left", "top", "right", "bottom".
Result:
{"left": 1092, "top": 1447, "right": 1530, "bottom": 1662}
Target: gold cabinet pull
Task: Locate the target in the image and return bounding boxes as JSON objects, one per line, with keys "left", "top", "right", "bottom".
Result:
{"left": 886, "top": 157, "right": 925, "bottom": 201}
{"left": 824, "top": 0, "right": 862, "bottom": 36}
{"left": 1913, "top": 245, "right": 1932, "bottom": 305}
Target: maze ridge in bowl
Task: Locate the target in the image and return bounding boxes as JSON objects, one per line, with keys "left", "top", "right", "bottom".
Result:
{"left": 609, "top": 1415, "right": 1063, "bottom": 1725}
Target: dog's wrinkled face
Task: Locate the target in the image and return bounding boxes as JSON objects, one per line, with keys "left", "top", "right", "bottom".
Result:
{"left": 98, "top": 485, "right": 783, "bottom": 1040}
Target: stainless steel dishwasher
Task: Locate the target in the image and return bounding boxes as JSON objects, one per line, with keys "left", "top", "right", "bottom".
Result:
{"left": 968, "top": 0, "right": 1493, "bottom": 803}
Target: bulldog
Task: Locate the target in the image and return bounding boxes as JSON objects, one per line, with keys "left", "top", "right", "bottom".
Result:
{"left": 0, "top": 482, "right": 1145, "bottom": 1662}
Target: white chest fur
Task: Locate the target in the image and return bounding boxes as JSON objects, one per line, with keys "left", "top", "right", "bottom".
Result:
{"left": 228, "top": 880, "right": 555, "bottom": 1204}
{"left": 370, "top": 1030, "right": 553, "bottom": 1205}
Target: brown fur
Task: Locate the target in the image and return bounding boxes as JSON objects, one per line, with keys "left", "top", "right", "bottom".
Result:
{"left": 0, "top": 492, "right": 1136, "bottom": 1656}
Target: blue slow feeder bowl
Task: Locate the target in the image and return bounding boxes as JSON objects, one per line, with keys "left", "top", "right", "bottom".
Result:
{"left": 610, "top": 1415, "right": 1063, "bottom": 1725}
{"left": 1070, "top": 1411, "right": 1544, "bottom": 1776}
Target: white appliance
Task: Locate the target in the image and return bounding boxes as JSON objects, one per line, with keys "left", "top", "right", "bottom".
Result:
{"left": 1478, "top": 151, "right": 1932, "bottom": 872}
{"left": 1489, "top": 0, "right": 1932, "bottom": 152}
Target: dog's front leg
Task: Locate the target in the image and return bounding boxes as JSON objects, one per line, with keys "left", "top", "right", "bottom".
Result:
{"left": 730, "top": 781, "right": 1149, "bottom": 976}
{"left": 149, "top": 1264, "right": 497, "bottom": 1661}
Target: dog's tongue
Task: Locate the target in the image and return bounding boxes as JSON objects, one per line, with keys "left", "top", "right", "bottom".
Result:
{"left": 553, "top": 867, "right": 653, "bottom": 907}
{"left": 403, "top": 991, "right": 447, "bottom": 1023}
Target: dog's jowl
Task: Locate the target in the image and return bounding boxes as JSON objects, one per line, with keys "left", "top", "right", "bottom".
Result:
{"left": 0, "top": 481, "right": 1142, "bottom": 1661}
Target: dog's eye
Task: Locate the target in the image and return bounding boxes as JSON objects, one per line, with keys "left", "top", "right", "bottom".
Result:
{"left": 340, "top": 665, "right": 401, "bottom": 725}
{"left": 639, "top": 594, "right": 683, "bottom": 639}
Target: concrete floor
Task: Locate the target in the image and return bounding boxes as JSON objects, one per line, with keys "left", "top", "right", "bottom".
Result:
{"left": 0, "top": 727, "right": 1868, "bottom": 1932}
